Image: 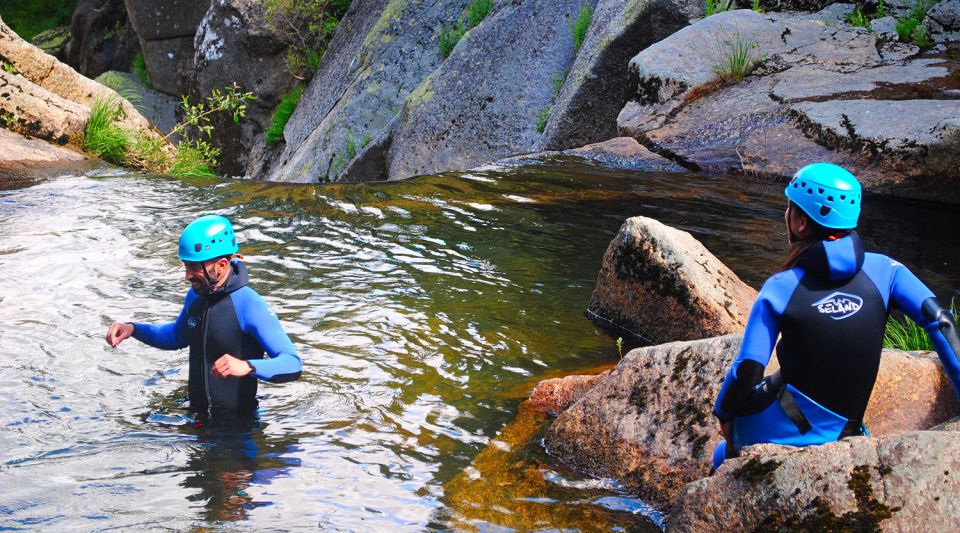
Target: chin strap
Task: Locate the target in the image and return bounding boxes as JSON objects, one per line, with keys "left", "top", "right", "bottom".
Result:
{"left": 922, "top": 298, "right": 960, "bottom": 359}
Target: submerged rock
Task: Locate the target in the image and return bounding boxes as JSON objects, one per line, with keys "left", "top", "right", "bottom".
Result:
{"left": 586, "top": 216, "right": 756, "bottom": 344}
{"left": 544, "top": 334, "right": 960, "bottom": 507}
{"left": 617, "top": 9, "right": 960, "bottom": 203}
{"left": 668, "top": 432, "right": 960, "bottom": 531}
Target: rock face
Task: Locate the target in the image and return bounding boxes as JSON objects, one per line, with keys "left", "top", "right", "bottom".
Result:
{"left": 540, "top": 0, "right": 693, "bottom": 151}
{"left": 192, "top": 0, "right": 291, "bottom": 176}
{"left": 668, "top": 432, "right": 960, "bottom": 532}
{"left": 268, "top": 0, "right": 697, "bottom": 183}
{"left": 926, "top": 0, "right": 960, "bottom": 44}
{"left": 587, "top": 216, "right": 756, "bottom": 345}
{"left": 617, "top": 9, "right": 960, "bottom": 203}
{"left": 0, "top": 128, "right": 99, "bottom": 186}
{"left": 123, "top": 0, "right": 211, "bottom": 95}
{"left": 544, "top": 335, "right": 960, "bottom": 506}
{"left": 63, "top": 0, "right": 140, "bottom": 79}
{"left": 529, "top": 372, "right": 610, "bottom": 414}
{"left": 0, "top": 19, "right": 156, "bottom": 146}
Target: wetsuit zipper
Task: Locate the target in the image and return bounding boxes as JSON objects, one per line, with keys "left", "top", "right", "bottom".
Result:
{"left": 201, "top": 300, "right": 212, "bottom": 409}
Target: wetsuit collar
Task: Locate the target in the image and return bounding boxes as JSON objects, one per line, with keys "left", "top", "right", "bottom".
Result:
{"left": 797, "top": 231, "right": 864, "bottom": 282}
{"left": 205, "top": 259, "right": 249, "bottom": 300}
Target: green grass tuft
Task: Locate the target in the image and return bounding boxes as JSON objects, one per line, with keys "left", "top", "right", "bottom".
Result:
{"left": 132, "top": 52, "right": 152, "bottom": 88}
{"left": 705, "top": 0, "right": 732, "bottom": 17}
{"left": 84, "top": 97, "right": 131, "bottom": 164}
{"left": 883, "top": 301, "right": 959, "bottom": 351}
{"left": 438, "top": 0, "right": 492, "bottom": 59}
{"left": 751, "top": 0, "right": 765, "bottom": 13}
{"left": 360, "top": 132, "right": 373, "bottom": 148}
{"left": 345, "top": 135, "right": 357, "bottom": 159}
{"left": 466, "top": 0, "right": 492, "bottom": 28}
{"left": 439, "top": 21, "right": 465, "bottom": 59}
{"left": 713, "top": 34, "right": 764, "bottom": 84}
{"left": 266, "top": 83, "right": 306, "bottom": 147}
{"left": 535, "top": 107, "right": 550, "bottom": 133}
{"left": 570, "top": 3, "right": 593, "bottom": 51}
{"left": 168, "top": 140, "right": 218, "bottom": 178}
{"left": 895, "top": 0, "right": 935, "bottom": 47}
{"left": 330, "top": 152, "right": 346, "bottom": 178}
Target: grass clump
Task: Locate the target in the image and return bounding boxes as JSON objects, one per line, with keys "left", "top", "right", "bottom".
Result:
{"left": 705, "top": 0, "right": 732, "bottom": 17}
{"left": 883, "top": 301, "right": 958, "bottom": 351}
{"left": 438, "top": 0, "right": 493, "bottom": 59}
{"left": 534, "top": 71, "right": 567, "bottom": 134}
{"left": 571, "top": 3, "right": 593, "bottom": 51}
{"left": 84, "top": 97, "right": 131, "bottom": 164}
{"left": 713, "top": 34, "right": 765, "bottom": 84}
{"left": 535, "top": 107, "right": 550, "bottom": 133}
{"left": 846, "top": 0, "right": 888, "bottom": 30}
{"left": 895, "top": 0, "right": 935, "bottom": 48}
{"left": 266, "top": 83, "right": 306, "bottom": 147}
{"left": 1, "top": 0, "right": 78, "bottom": 41}
{"left": 360, "top": 132, "right": 372, "bottom": 148}
{"left": 751, "top": 0, "right": 765, "bottom": 13}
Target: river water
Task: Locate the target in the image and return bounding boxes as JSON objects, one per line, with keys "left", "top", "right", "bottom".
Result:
{"left": 0, "top": 158, "right": 956, "bottom": 531}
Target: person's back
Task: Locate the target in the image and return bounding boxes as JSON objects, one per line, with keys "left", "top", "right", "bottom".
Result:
{"left": 711, "top": 163, "right": 960, "bottom": 469}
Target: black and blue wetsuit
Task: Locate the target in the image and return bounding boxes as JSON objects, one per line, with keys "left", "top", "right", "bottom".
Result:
{"left": 712, "top": 232, "right": 960, "bottom": 468}
{"left": 132, "top": 260, "right": 302, "bottom": 413}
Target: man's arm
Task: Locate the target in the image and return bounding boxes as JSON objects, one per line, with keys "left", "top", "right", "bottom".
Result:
{"left": 232, "top": 288, "right": 302, "bottom": 383}
{"left": 117, "top": 290, "right": 196, "bottom": 350}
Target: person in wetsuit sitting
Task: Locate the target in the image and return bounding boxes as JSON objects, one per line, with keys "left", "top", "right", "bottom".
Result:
{"left": 104, "top": 215, "right": 302, "bottom": 420}
{"left": 711, "top": 163, "right": 960, "bottom": 470}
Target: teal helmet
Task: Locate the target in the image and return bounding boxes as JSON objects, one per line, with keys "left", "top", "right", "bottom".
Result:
{"left": 177, "top": 215, "right": 238, "bottom": 262}
{"left": 785, "top": 163, "right": 861, "bottom": 229}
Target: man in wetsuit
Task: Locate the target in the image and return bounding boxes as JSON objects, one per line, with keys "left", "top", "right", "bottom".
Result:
{"left": 105, "top": 215, "right": 302, "bottom": 416}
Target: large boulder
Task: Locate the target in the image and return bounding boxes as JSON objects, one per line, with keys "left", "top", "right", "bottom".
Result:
{"left": 63, "top": 0, "right": 140, "bottom": 79}
{"left": 192, "top": 0, "right": 291, "bottom": 176}
{"left": 540, "top": 0, "right": 693, "bottom": 151}
{"left": 617, "top": 9, "right": 960, "bottom": 203}
{"left": 544, "top": 335, "right": 960, "bottom": 506}
{"left": 926, "top": 0, "right": 960, "bottom": 45}
{"left": 264, "top": 0, "right": 459, "bottom": 182}
{"left": 668, "top": 432, "right": 960, "bottom": 531}
{"left": 0, "top": 19, "right": 157, "bottom": 145}
{"left": 0, "top": 128, "right": 99, "bottom": 186}
{"left": 586, "top": 216, "right": 756, "bottom": 345}
{"left": 123, "top": 0, "right": 211, "bottom": 95}
{"left": 529, "top": 372, "right": 611, "bottom": 414}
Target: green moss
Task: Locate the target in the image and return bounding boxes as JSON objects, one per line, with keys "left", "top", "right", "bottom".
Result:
{"left": 132, "top": 52, "right": 152, "bottom": 88}
{"left": 407, "top": 74, "right": 436, "bottom": 107}
{"left": 733, "top": 456, "right": 781, "bottom": 485}
{"left": 266, "top": 83, "right": 306, "bottom": 147}
{"left": 361, "top": 0, "right": 409, "bottom": 54}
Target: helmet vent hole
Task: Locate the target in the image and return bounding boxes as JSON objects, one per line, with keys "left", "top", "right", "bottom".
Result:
{"left": 851, "top": 200, "right": 855, "bottom": 205}
{"left": 840, "top": 195, "right": 846, "bottom": 200}
{"left": 801, "top": 181, "right": 806, "bottom": 187}
{"left": 194, "top": 243, "right": 202, "bottom": 252}
{"left": 827, "top": 196, "right": 834, "bottom": 202}
{"left": 820, "top": 206, "right": 832, "bottom": 216}
{"left": 807, "top": 188, "right": 813, "bottom": 194}
{"left": 818, "top": 188, "right": 824, "bottom": 194}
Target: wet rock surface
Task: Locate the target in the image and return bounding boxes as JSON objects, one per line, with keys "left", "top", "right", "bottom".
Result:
{"left": 668, "top": 432, "right": 960, "bottom": 532}
{"left": 529, "top": 372, "right": 610, "bottom": 414}
{"left": 586, "top": 216, "right": 756, "bottom": 344}
{"left": 0, "top": 128, "right": 99, "bottom": 187}
{"left": 544, "top": 333, "right": 960, "bottom": 507}
{"left": 499, "top": 137, "right": 689, "bottom": 172}
{"left": 617, "top": 9, "right": 960, "bottom": 203}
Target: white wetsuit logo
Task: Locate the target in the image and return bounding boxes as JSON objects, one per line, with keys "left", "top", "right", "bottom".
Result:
{"left": 188, "top": 316, "right": 199, "bottom": 328}
{"left": 812, "top": 292, "right": 863, "bottom": 320}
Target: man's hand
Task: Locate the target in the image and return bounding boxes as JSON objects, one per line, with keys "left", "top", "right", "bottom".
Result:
{"left": 212, "top": 354, "right": 254, "bottom": 379}
{"left": 720, "top": 419, "right": 733, "bottom": 443}
{"left": 105, "top": 322, "right": 135, "bottom": 348}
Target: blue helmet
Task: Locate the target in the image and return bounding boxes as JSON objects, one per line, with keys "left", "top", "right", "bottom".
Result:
{"left": 178, "top": 215, "right": 239, "bottom": 262}
{"left": 785, "top": 163, "right": 861, "bottom": 229}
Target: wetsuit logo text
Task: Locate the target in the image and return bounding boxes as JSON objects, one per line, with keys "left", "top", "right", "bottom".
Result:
{"left": 811, "top": 292, "right": 863, "bottom": 320}
{"left": 187, "top": 316, "right": 199, "bottom": 328}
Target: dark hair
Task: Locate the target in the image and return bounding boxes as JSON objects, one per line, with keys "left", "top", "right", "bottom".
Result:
{"left": 779, "top": 202, "right": 851, "bottom": 272}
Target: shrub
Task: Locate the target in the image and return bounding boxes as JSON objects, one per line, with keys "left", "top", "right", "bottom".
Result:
{"left": 84, "top": 97, "right": 130, "bottom": 164}
{"left": 713, "top": 34, "right": 764, "bottom": 84}
{"left": 263, "top": 0, "right": 352, "bottom": 80}
{"left": 705, "top": 0, "right": 732, "bottom": 17}
{"left": 266, "top": 83, "right": 306, "bottom": 147}
{"left": 895, "top": 0, "right": 935, "bottom": 47}
{"left": 439, "top": 21, "right": 466, "bottom": 59}
{"left": 883, "top": 301, "right": 958, "bottom": 351}
{"left": 169, "top": 140, "right": 218, "bottom": 178}
{"left": 571, "top": 3, "right": 593, "bottom": 51}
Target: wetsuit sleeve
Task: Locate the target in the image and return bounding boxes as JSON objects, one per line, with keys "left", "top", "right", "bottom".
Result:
{"left": 713, "top": 271, "right": 798, "bottom": 422}
{"left": 130, "top": 290, "right": 196, "bottom": 350}
{"left": 888, "top": 263, "right": 960, "bottom": 398}
{"left": 234, "top": 289, "right": 302, "bottom": 383}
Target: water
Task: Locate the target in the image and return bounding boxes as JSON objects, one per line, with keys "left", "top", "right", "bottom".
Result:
{"left": 0, "top": 159, "right": 956, "bottom": 531}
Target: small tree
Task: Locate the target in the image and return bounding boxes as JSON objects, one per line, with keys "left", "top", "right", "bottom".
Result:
{"left": 264, "top": 0, "right": 352, "bottom": 80}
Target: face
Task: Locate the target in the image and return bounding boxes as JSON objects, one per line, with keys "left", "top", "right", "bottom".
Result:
{"left": 784, "top": 202, "right": 810, "bottom": 245}
{"left": 183, "top": 258, "right": 229, "bottom": 293}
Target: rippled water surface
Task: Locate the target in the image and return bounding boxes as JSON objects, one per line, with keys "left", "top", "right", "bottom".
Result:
{"left": 0, "top": 159, "right": 956, "bottom": 531}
